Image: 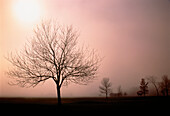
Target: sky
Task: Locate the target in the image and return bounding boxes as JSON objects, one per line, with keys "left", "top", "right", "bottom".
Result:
{"left": 0, "top": 0, "right": 170, "bottom": 97}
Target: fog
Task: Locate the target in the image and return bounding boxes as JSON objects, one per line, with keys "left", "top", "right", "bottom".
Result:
{"left": 0, "top": 0, "right": 170, "bottom": 97}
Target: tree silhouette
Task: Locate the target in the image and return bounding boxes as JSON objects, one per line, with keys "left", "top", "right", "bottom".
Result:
{"left": 139, "top": 78, "right": 149, "bottom": 96}
{"left": 6, "top": 20, "right": 100, "bottom": 105}
{"left": 146, "top": 76, "right": 159, "bottom": 96}
{"left": 99, "top": 78, "right": 112, "bottom": 99}
{"left": 117, "top": 85, "right": 123, "bottom": 97}
{"left": 159, "top": 75, "right": 170, "bottom": 96}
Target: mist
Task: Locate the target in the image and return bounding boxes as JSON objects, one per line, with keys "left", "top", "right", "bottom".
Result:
{"left": 0, "top": 0, "right": 170, "bottom": 97}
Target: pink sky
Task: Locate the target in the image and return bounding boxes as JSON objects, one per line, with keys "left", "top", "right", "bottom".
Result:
{"left": 0, "top": 0, "right": 170, "bottom": 97}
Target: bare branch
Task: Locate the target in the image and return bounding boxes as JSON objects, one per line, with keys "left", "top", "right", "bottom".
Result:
{"left": 6, "top": 20, "right": 100, "bottom": 89}
{"left": 99, "top": 78, "right": 112, "bottom": 98}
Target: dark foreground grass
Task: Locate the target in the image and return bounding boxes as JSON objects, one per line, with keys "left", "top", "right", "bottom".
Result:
{"left": 0, "top": 96, "right": 169, "bottom": 115}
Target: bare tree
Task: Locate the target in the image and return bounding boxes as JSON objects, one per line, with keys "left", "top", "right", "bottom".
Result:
{"left": 6, "top": 20, "right": 100, "bottom": 105}
{"left": 117, "top": 85, "right": 123, "bottom": 97}
{"left": 159, "top": 75, "right": 170, "bottom": 96}
{"left": 146, "top": 76, "right": 159, "bottom": 96}
{"left": 99, "top": 78, "right": 112, "bottom": 99}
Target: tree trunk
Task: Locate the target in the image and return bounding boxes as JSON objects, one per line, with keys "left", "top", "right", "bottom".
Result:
{"left": 154, "top": 84, "right": 159, "bottom": 96}
{"left": 57, "top": 85, "right": 62, "bottom": 106}
{"left": 106, "top": 92, "right": 107, "bottom": 99}
{"left": 165, "top": 88, "right": 168, "bottom": 96}
{"left": 143, "top": 90, "right": 145, "bottom": 96}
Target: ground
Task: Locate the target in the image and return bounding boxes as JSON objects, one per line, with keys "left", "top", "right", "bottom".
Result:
{"left": 0, "top": 96, "right": 169, "bottom": 115}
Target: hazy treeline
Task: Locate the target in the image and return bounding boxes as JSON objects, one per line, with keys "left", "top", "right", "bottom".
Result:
{"left": 99, "top": 75, "right": 170, "bottom": 98}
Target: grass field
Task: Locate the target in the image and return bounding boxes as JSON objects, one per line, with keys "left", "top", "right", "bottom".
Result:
{"left": 0, "top": 96, "right": 169, "bottom": 115}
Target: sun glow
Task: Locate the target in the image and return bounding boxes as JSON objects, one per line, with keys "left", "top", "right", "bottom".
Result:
{"left": 13, "top": 0, "right": 41, "bottom": 23}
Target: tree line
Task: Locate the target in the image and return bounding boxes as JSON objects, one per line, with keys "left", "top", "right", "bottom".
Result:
{"left": 99, "top": 78, "right": 127, "bottom": 98}
{"left": 99, "top": 75, "right": 170, "bottom": 98}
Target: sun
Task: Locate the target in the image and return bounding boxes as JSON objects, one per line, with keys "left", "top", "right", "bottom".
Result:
{"left": 13, "top": 0, "right": 41, "bottom": 23}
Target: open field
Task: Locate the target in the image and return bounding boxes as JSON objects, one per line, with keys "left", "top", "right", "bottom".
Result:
{"left": 0, "top": 97, "right": 169, "bottom": 115}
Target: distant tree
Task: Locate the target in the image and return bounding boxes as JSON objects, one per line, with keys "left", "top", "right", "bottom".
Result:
{"left": 6, "top": 20, "right": 100, "bottom": 105}
{"left": 123, "top": 92, "right": 127, "bottom": 96}
{"left": 146, "top": 76, "right": 159, "bottom": 96}
{"left": 99, "top": 78, "right": 112, "bottom": 99}
{"left": 139, "top": 78, "right": 149, "bottom": 96}
{"left": 117, "top": 85, "right": 123, "bottom": 97}
{"left": 159, "top": 75, "right": 170, "bottom": 96}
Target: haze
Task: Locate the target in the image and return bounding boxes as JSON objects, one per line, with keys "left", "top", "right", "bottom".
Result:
{"left": 0, "top": 0, "right": 170, "bottom": 97}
